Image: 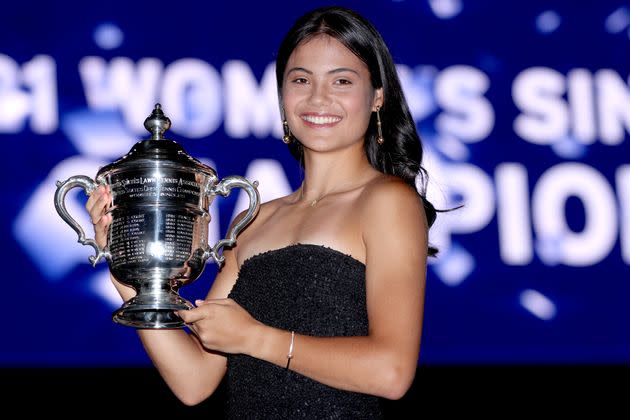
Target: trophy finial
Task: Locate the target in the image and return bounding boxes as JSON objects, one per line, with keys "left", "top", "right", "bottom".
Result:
{"left": 144, "top": 103, "right": 171, "bottom": 140}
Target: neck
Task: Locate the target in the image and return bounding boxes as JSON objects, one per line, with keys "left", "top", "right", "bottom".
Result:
{"left": 299, "top": 144, "right": 375, "bottom": 201}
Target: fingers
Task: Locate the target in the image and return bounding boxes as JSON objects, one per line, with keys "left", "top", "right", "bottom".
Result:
{"left": 86, "top": 185, "right": 112, "bottom": 248}
{"left": 86, "top": 185, "right": 111, "bottom": 225}
{"left": 177, "top": 306, "right": 208, "bottom": 324}
{"left": 94, "top": 213, "right": 112, "bottom": 249}
{"left": 195, "top": 298, "right": 233, "bottom": 307}
{"left": 176, "top": 299, "right": 230, "bottom": 324}
{"left": 85, "top": 185, "right": 105, "bottom": 212}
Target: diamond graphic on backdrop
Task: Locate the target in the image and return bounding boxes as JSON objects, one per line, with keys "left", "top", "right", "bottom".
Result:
{"left": 520, "top": 289, "right": 557, "bottom": 321}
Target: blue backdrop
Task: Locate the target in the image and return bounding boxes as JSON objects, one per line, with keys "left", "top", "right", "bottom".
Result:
{"left": 2, "top": 0, "right": 629, "bottom": 367}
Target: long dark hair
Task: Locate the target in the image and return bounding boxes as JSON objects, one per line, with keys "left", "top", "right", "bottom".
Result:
{"left": 276, "top": 6, "right": 438, "bottom": 255}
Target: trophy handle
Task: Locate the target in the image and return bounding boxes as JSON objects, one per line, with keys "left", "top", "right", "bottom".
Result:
{"left": 54, "top": 175, "right": 110, "bottom": 266}
{"left": 206, "top": 176, "right": 260, "bottom": 267}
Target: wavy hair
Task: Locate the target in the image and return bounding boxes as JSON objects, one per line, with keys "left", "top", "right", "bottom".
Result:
{"left": 275, "top": 6, "right": 438, "bottom": 255}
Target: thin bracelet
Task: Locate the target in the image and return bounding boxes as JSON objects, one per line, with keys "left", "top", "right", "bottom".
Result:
{"left": 286, "top": 331, "right": 295, "bottom": 370}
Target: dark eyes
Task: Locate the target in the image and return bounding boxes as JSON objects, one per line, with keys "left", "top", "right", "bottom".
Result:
{"left": 290, "top": 78, "right": 353, "bottom": 85}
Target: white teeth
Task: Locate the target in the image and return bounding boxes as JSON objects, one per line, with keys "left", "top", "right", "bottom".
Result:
{"left": 301, "top": 115, "right": 341, "bottom": 124}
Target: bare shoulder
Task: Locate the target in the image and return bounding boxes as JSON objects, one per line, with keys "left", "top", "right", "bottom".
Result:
{"left": 357, "top": 175, "right": 429, "bottom": 267}
{"left": 357, "top": 175, "right": 426, "bottom": 223}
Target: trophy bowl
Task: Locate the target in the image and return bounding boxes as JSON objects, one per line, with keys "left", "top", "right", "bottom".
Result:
{"left": 54, "top": 104, "right": 260, "bottom": 329}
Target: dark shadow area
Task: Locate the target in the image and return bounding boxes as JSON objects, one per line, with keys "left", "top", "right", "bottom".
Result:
{"left": 2, "top": 364, "right": 625, "bottom": 417}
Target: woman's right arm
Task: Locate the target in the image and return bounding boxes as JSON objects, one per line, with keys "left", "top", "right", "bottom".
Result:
{"left": 86, "top": 185, "right": 238, "bottom": 406}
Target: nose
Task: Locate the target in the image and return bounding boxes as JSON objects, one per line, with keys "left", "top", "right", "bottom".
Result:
{"left": 307, "top": 81, "right": 331, "bottom": 106}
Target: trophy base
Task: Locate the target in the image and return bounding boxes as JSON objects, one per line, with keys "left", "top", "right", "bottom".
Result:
{"left": 112, "top": 293, "right": 194, "bottom": 329}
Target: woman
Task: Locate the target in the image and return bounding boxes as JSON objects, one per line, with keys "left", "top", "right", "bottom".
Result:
{"left": 87, "top": 6, "right": 436, "bottom": 418}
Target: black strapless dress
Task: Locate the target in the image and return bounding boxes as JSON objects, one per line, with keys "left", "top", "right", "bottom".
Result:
{"left": 226, "top": 243, "right": 383, "bottom": 419}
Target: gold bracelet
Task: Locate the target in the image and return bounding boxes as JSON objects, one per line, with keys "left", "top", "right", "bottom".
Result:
{"left": 286, "top": 331, "right": 295, "bottom": 370}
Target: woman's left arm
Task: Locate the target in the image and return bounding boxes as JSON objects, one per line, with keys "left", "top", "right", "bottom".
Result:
{"left": 277, "top": 179, "right": 428, "bottom": 399}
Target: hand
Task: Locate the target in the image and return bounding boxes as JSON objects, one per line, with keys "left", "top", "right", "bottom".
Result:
{"left": 177, "top": 298, "right": 261, "bottom": 355}
{"left": 85, "top": 185, "right": 112, "bottom": 249}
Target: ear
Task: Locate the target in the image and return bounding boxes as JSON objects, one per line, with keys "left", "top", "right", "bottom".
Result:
{"left": 372, "top": 88, "right": 384, "bottom": 111}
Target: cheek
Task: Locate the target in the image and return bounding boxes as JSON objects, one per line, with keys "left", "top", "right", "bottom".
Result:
{"left": 342, "top": 95, "right": 374, "bottom": 127}
{"left": 281, "top": 88, "right": 301, "bottom": 114}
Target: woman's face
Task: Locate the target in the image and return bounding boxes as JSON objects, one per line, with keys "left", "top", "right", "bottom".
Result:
{"left": 282, "top": 34, "right": 383, "bottom": 154}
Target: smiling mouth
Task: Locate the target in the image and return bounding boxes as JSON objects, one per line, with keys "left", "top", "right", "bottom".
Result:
{"left": 300, "top": 115, "right": 342, "bottom": 125}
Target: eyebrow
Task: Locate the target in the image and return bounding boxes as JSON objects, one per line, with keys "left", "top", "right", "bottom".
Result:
{"left": 286, "top": 67, "right": 361, "bottom": 76}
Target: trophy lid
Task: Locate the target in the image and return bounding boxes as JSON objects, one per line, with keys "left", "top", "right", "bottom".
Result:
{"left": 96, "top": 104, "right": 216, "bottom": 178}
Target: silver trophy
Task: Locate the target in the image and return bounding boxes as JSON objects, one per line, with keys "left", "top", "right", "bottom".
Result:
{"left": 54, "top": 104, "right": 260, "bottom": 329}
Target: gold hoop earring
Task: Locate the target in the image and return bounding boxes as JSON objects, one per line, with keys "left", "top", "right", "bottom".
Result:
{"left": 376, "top": 106, "right": 384, "bottom": 145}
{"left": 282, "top": 120, "right": 292, "bottom": 144}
